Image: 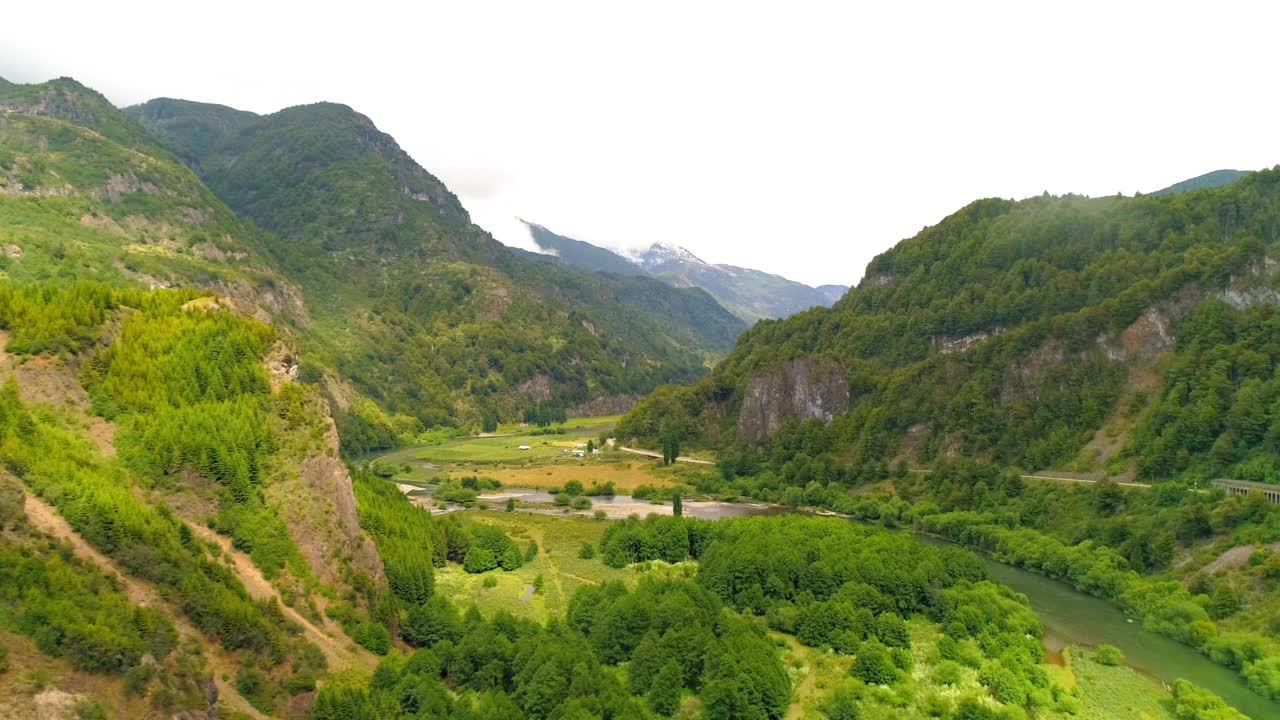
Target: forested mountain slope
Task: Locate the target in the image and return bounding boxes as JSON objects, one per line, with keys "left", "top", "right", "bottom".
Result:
{"left": 0, "top": 282, "right": 387, "bottom": 717}
{"left": 0, "top": 77, "right": 295, "bottom": 313}
{"left": 1152, "top": 169, "right": 1249, "bottom": 197}
{"left": 621, "top": 170, "right": 1280, "bottom": 484}
{"left": 126, "top": 95, "right": 743, "bottom": 446}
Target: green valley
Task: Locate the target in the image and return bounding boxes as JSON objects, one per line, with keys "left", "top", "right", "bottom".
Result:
{"left": 0, "top": 42, "right": 1277, "bottom": 720}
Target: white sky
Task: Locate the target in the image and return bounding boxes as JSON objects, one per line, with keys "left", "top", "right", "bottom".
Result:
{"left": 3, "top": 1, "right": 1277, "bottom": 287}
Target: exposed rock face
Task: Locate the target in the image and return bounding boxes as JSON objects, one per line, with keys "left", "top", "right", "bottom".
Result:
{"left": 738, "top": 357, "right": 849, "bottom": 444}
{"left": 264, "top": 341, "right": 299, "bottom": 391}
{"left": 568, "top": 394, "right": 640, "bottom": 418}
{"left": 937, "top": 328, "right": 1002, "bottom": 354}
{"left": 517, "top": 374, "right": 553, "bottom": 402}
{"left": 1098, "top": 287, "right": 1203, "bottom": 363}
{"left": 275, "top": 412, "right": 385, "bottom": 585}
{"left": 1219, "top": 285, "right": 1280, "bottom": 309}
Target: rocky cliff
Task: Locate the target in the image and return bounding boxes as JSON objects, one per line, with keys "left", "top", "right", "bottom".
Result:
{"left": 738, "top": 357, "right": 850, "bottom": 443}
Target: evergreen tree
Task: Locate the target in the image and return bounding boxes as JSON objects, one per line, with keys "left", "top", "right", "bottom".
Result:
{"left": 464, "top": 547, "right": 498, "bottom": 573}
{"left": 648, "top": 659, "right": 684, "bottom": 716}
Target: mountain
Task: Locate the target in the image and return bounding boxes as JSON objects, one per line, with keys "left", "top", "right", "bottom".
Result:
{"left": 616, "top": 170, "right": 1280, "bottom": 706}
{"left": 1150, "top": 168, "right": 1248, "bottom": 196}
{"left": 0, "top": 76, "right": 295, "bottom": 314}
{"left": 815, "top": 284, "right": 849, "bottom": 304}
{"left": 0, "top": 73, "right": 747, "bottom": 714}
{"left": 632, "top": 242, "right": 850, "bottom": 323}
{"left": 522, "top": 221, "right": 644, "bottom": 276}
{"left": 522, "top": 221, "right": 848, "bottom": 323}
{"left": 621, "top": 170, "right": 1280, "bottom": 483}
{"left": 122, "top": 93, "right": 744, "bottom": 444}
{"left": 1, "top": 72, "right": 1270, "bottom": 720}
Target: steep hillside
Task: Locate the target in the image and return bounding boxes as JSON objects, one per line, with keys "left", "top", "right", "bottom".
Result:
{"left": 617, "top": 172, "right": 1280, "bottom": 709}
{"left": 621, "top": 169, "right": 1280, "bottom": 484}
{"left": 127, "top": 96, "right": 743, "bottom": 443}
{"left": 523, "top": 220, "right": 848, "bottom": 323}
{"left": 1152, "top": 169, "right": 1249, "bottom": 196}
{"left": 0, "top": 77, "right": 294, "bottom": 314}
{"left": 0, "top": 282, "right": 385, "bottom": 717}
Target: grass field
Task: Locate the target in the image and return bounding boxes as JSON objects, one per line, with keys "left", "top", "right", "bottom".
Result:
{"left": 1066, "top": 648, "right": 1176, "bottom": 720}
{"left": 368, "top": 415, "right": 716, "bottom": 494}
{"left": 453, "top": 460, "right": 699, "bottom": 493}
{"left": 436, "top": 509, "right": 650, "bottom": 622}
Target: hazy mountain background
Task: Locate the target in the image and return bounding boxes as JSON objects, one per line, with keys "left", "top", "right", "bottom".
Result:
{"left": 522, "top": 220, "right": 849, "bottom": 323}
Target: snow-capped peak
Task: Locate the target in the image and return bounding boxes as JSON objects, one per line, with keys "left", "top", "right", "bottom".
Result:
{"left": 628, "top": 242, "right": 708, "bottom": 270}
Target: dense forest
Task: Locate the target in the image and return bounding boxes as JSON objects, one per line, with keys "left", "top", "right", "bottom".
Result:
{"left": 323, "top": 511, "right": 1133, "bottom": 720}
{"left": 620, "top": 168, "right": 1280, "bottom": 481}
{"left": 668, "top": 437, "right": 1280, "bottom": 705}
{"left": 125, "top": 94, "right": 745, "bottom": 446}
{"left": 0, "top": 75, "right": 745, "bottom": 461}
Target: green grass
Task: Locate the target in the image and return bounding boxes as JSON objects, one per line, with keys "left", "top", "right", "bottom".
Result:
{"left": 371, "top": 417, "right": 617, "bottom": 467}
{"left": 414, "top": 434, "right": 577, "bottom": 464}
{"left": 1066, "top": 648, "right": 1177, "bottom": 720}
{"left": 435, "top": 509, "right": 693, "bottom": 622}
{"left": 367, "top": 415, "right": 715, "bottom": 495}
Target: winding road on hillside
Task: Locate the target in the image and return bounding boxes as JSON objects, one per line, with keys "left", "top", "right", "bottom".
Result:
{"left": 908, "top": 467, "right": 1152, "bottom": 489}
{"left": 618, "top": 446, "right": 714, "bottom": 465}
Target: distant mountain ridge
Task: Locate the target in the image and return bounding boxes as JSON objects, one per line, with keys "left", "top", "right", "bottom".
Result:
{"left": 1150, "top": 168, "right": 1248, "bottom": 196}
{"left": 522, "top": 221, "right": 848, "bottom": 323}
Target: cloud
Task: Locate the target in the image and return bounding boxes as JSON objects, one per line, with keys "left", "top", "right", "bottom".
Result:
{"left": 2, "top": 2, "right": 1277, "bottom": 287}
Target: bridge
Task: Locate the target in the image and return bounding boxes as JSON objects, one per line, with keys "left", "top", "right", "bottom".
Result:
{"left": 1211, "top": 478, "right": 1280, "bottom": 505}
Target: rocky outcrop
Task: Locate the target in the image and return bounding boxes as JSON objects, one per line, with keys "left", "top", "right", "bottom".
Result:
{"left": 272, "top": 408, "right": 384, "bottom": 586}
{"left": 517, "top": 374, "right": 553, "bottom": 402}
{"left": 568, "top": 394, "right": 640, "bottom": 418}
{"left": 264, "top": 341, "right": 299, "bottom": 391}
{"left": 937, "top": 328, "right": 1003, "bottom": 354}
{"left": 738, "top": 357, "right": 850, "bottom": 444}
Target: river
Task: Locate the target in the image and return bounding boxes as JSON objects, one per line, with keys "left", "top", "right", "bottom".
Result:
{"left": 465, "top": 488, "right": 1277, "bottom": 718}
{"left": 912, "top": 536, "right": 1278, "bottom": 719}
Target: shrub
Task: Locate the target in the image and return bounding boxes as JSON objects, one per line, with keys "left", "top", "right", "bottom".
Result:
{"left": 499, "top": 545, "right": 523, "bottom": 571}
{"left": 934, "top": 659, "right": 964, "bottom": 685}
{"left": 1094, "top": 644, "right": 1124, "bottom": 666}
{"left": 852, "top": 640, "right": 897, "bottom": 685}
{"left": 353, "top": 622, "right": 391, "bottom": 655}
{"left": 579, "top": 543, "right": 596, "bottom": 559}
{"left": 978, "top": 660, "right": 1029, "bottom": 706}
{"left": 823, "top": 688, "right": 862, "bottom": 720}
{"left": 464, "top": 547, "right": 497, "bottom": 573}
